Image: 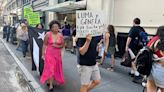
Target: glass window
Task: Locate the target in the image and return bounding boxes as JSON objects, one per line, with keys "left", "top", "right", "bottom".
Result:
{"left": 58, "top": 0, "right": 65, "bottom": 3}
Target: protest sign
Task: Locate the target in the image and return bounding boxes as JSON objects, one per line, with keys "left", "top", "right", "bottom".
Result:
{"left": 28, "top": 12, "right": 41, "bottom": 25}
{"left": 24, "top": 7, "right": 33, "bottom": 19}
{"left": 76, "top": 10, "right": 106, "bottom": 38}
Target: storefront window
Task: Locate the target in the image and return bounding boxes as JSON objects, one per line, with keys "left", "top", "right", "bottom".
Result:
{"left": 17, "top": 0, "right": 22, "bottom": 7}
{"left": 57, "top": 13, "right": 76, "bottom": 26}
{"left": 58, "top": 0, "right": 81, "bottom": 3}
{"left": 23, "top": 0, "right": 31, "bottom": 5}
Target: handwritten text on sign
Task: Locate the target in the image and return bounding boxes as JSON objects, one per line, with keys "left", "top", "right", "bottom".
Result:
{"left": 76, "top": 11, "right": 105, "bottom": 38}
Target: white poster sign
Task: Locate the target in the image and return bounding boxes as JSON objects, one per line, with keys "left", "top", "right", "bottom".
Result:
{"left": 76, "top": 10, "right": 106, "bottom": 38}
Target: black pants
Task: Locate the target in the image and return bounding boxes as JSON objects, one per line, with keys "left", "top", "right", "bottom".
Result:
{"left": 6, "top": 33, "right": 10, "bottom": 42}
{"left": 3, "top": 32, "right": 6, "bottom": 39}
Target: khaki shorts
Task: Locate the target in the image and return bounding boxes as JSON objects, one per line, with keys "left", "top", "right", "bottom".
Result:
{"left": 77, "top": 64, "right": 101, "bottom": 85}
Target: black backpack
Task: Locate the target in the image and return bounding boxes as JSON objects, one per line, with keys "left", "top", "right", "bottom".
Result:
{"left": 121, "top": 51, "right": 133, "bottom": 67}
{"left": 135, "top": 47, "right": 154, "bottom": 76}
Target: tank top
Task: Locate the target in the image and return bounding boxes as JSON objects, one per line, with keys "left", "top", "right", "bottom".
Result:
{"left": 109, "top": 33, "right": 116, "bottom": 47}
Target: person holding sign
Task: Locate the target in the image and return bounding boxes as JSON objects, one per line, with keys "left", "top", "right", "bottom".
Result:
{"left": 77, "top": 34, "right": 101, "bottom": 92}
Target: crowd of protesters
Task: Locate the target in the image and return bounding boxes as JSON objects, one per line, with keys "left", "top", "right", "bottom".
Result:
{"left": 2, "top": 17, "right": 164, "bottom": 92}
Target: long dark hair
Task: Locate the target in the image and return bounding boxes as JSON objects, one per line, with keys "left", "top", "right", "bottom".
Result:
{"left": 36, "top": 23, "right": 44, "bottom": 29}
{"left": 156, "top": 26, "right": 164, "bottom": 41}
{"left": 157, "top": 40, "right": 164, "bottom": 51}
{"left": 107, "top": 25, "right": 115, "bottom": 35}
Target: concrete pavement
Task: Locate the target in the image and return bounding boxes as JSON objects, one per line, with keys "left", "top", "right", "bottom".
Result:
{"left": 0, "top": 39, "right": 24, "bottom": 92}
{"left": 0, "top": 33, "right": 144, "bottom": 92}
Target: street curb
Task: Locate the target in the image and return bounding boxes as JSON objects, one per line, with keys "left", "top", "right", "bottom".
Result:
{"left": 0, "top": 38, "right": 45, "bottom": 92}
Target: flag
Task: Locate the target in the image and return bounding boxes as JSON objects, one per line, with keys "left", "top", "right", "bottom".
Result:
{"left": 28, "top": 26, "right": 49, "bottom": 76}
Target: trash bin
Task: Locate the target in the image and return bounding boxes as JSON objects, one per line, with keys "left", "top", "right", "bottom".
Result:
{"left": 115, "top": 32, "right": 128, "bottom": 58}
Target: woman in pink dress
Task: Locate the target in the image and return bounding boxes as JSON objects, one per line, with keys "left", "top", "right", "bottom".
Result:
{"left": 40, "top": 20, "right": 65, "bottom": 92}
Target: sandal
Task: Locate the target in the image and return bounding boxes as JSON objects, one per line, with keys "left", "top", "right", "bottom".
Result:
{"left": 98, "top": 61, "right": 103, "bottom": 65}
{"left": 48, "top": 88, "right": 53, "bottom": 92}
{"left": 107, "top": 67, "right": 114, "bottom": 72}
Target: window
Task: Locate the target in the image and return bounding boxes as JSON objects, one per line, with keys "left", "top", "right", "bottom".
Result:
{"left": 58, "top": 0, "right": 65, "bottom": 3}
{"left": 17, "top": 0, "right": 22, "bottom": 7}
{"left": 23, "top": 0, "right": 26, "bottom": 4}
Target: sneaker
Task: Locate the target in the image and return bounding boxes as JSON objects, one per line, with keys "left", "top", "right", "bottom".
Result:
{"left": 142, "top": 78, "right": 147, "bottom": 87}
{"left": 132, "top": 75, "right": 143, "bottom": 84}
{"left": 128, "top": 72, "right": 134, "bottom": 77}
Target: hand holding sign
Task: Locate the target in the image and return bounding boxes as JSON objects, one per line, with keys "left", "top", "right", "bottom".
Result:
{"left": 86, "top": 34, "right": 92, "bottom": 42}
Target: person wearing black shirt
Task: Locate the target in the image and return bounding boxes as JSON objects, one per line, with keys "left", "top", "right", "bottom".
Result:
{"left": 77, "top": 34, "right": 101, "bottom": 92}
{"left": 6, "top": 24, "right": 11, "bottom": 42}
{"left": 125, "top": 18, "right": 144, "bottom": 83}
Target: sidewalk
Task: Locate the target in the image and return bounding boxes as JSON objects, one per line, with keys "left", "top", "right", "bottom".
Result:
{"left": 0, "top": 39, "right": 26, "bottom": 92}
{"left": 0, "top": 38, "right": 45, "bottom": 91}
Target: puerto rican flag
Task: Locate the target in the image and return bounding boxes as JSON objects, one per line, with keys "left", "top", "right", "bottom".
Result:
{"left": 28, "top": 27, "right": 49, "bottom": 75}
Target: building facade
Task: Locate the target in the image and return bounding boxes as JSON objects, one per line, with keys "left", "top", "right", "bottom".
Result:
{"left": 42, "top": 0, "right": 86, "bottom": 28}
{"left": 4, "top": 0, "right": 33, "bottom": 25}
{"left": 4, "top": 0, "right": 17, "bottom": 25}
{"left": 42, "top": 0, "right": 164, "bottom": 34}
{"left": 112, "top": 0, "right": 164, "bottom": 35}
{"left": 32, "top": 0, "right": 49, "bottom": 26}
{"left": 4, "top": 0, "right": 164, "bottom": 34}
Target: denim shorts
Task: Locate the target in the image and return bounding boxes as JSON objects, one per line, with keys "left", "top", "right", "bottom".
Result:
{"left": 108, "top": 46, "right": 115, "bottom": 55}
{"left": 148, "top": 63, "right": 164, "bottom": 88}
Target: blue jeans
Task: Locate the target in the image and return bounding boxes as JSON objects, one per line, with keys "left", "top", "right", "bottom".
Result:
{"left": 21, "top": 40, "right": 28, "bottom": 57}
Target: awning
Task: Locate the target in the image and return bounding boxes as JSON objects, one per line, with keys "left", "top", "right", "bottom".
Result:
{"left": 42, "top": 0, "right": 86, "bottom": 12}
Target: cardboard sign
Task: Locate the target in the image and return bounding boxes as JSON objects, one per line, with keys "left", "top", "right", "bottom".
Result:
{"left": 76, "top": 10, "right": 106, "bottom": 38}
{"left": 28, "top": 12, "right": 40, "bottom": 25}
{"left": 24, "top": 7, "right": 33, "bottom": 19}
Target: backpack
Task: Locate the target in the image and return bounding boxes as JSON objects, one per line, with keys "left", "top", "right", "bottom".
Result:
{"left": 135, "top": 47, "right": 154, "bottom": 76}
{"left": 134, "top": 29, "right": 148, "bottom": 49}
{"left": 138, "top": 31, "right": 149, "bottom": 47}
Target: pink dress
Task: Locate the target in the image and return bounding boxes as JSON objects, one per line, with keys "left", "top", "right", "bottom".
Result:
{"left": 40, "top": 31, "right": 65, "bottom": 85}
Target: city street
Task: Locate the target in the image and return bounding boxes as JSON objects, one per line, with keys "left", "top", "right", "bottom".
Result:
{"left": 0, "top": 33, "right": 143, "bottom": 92}
{"left": 1, "top": 0, "right": 164, "bottom": 92}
